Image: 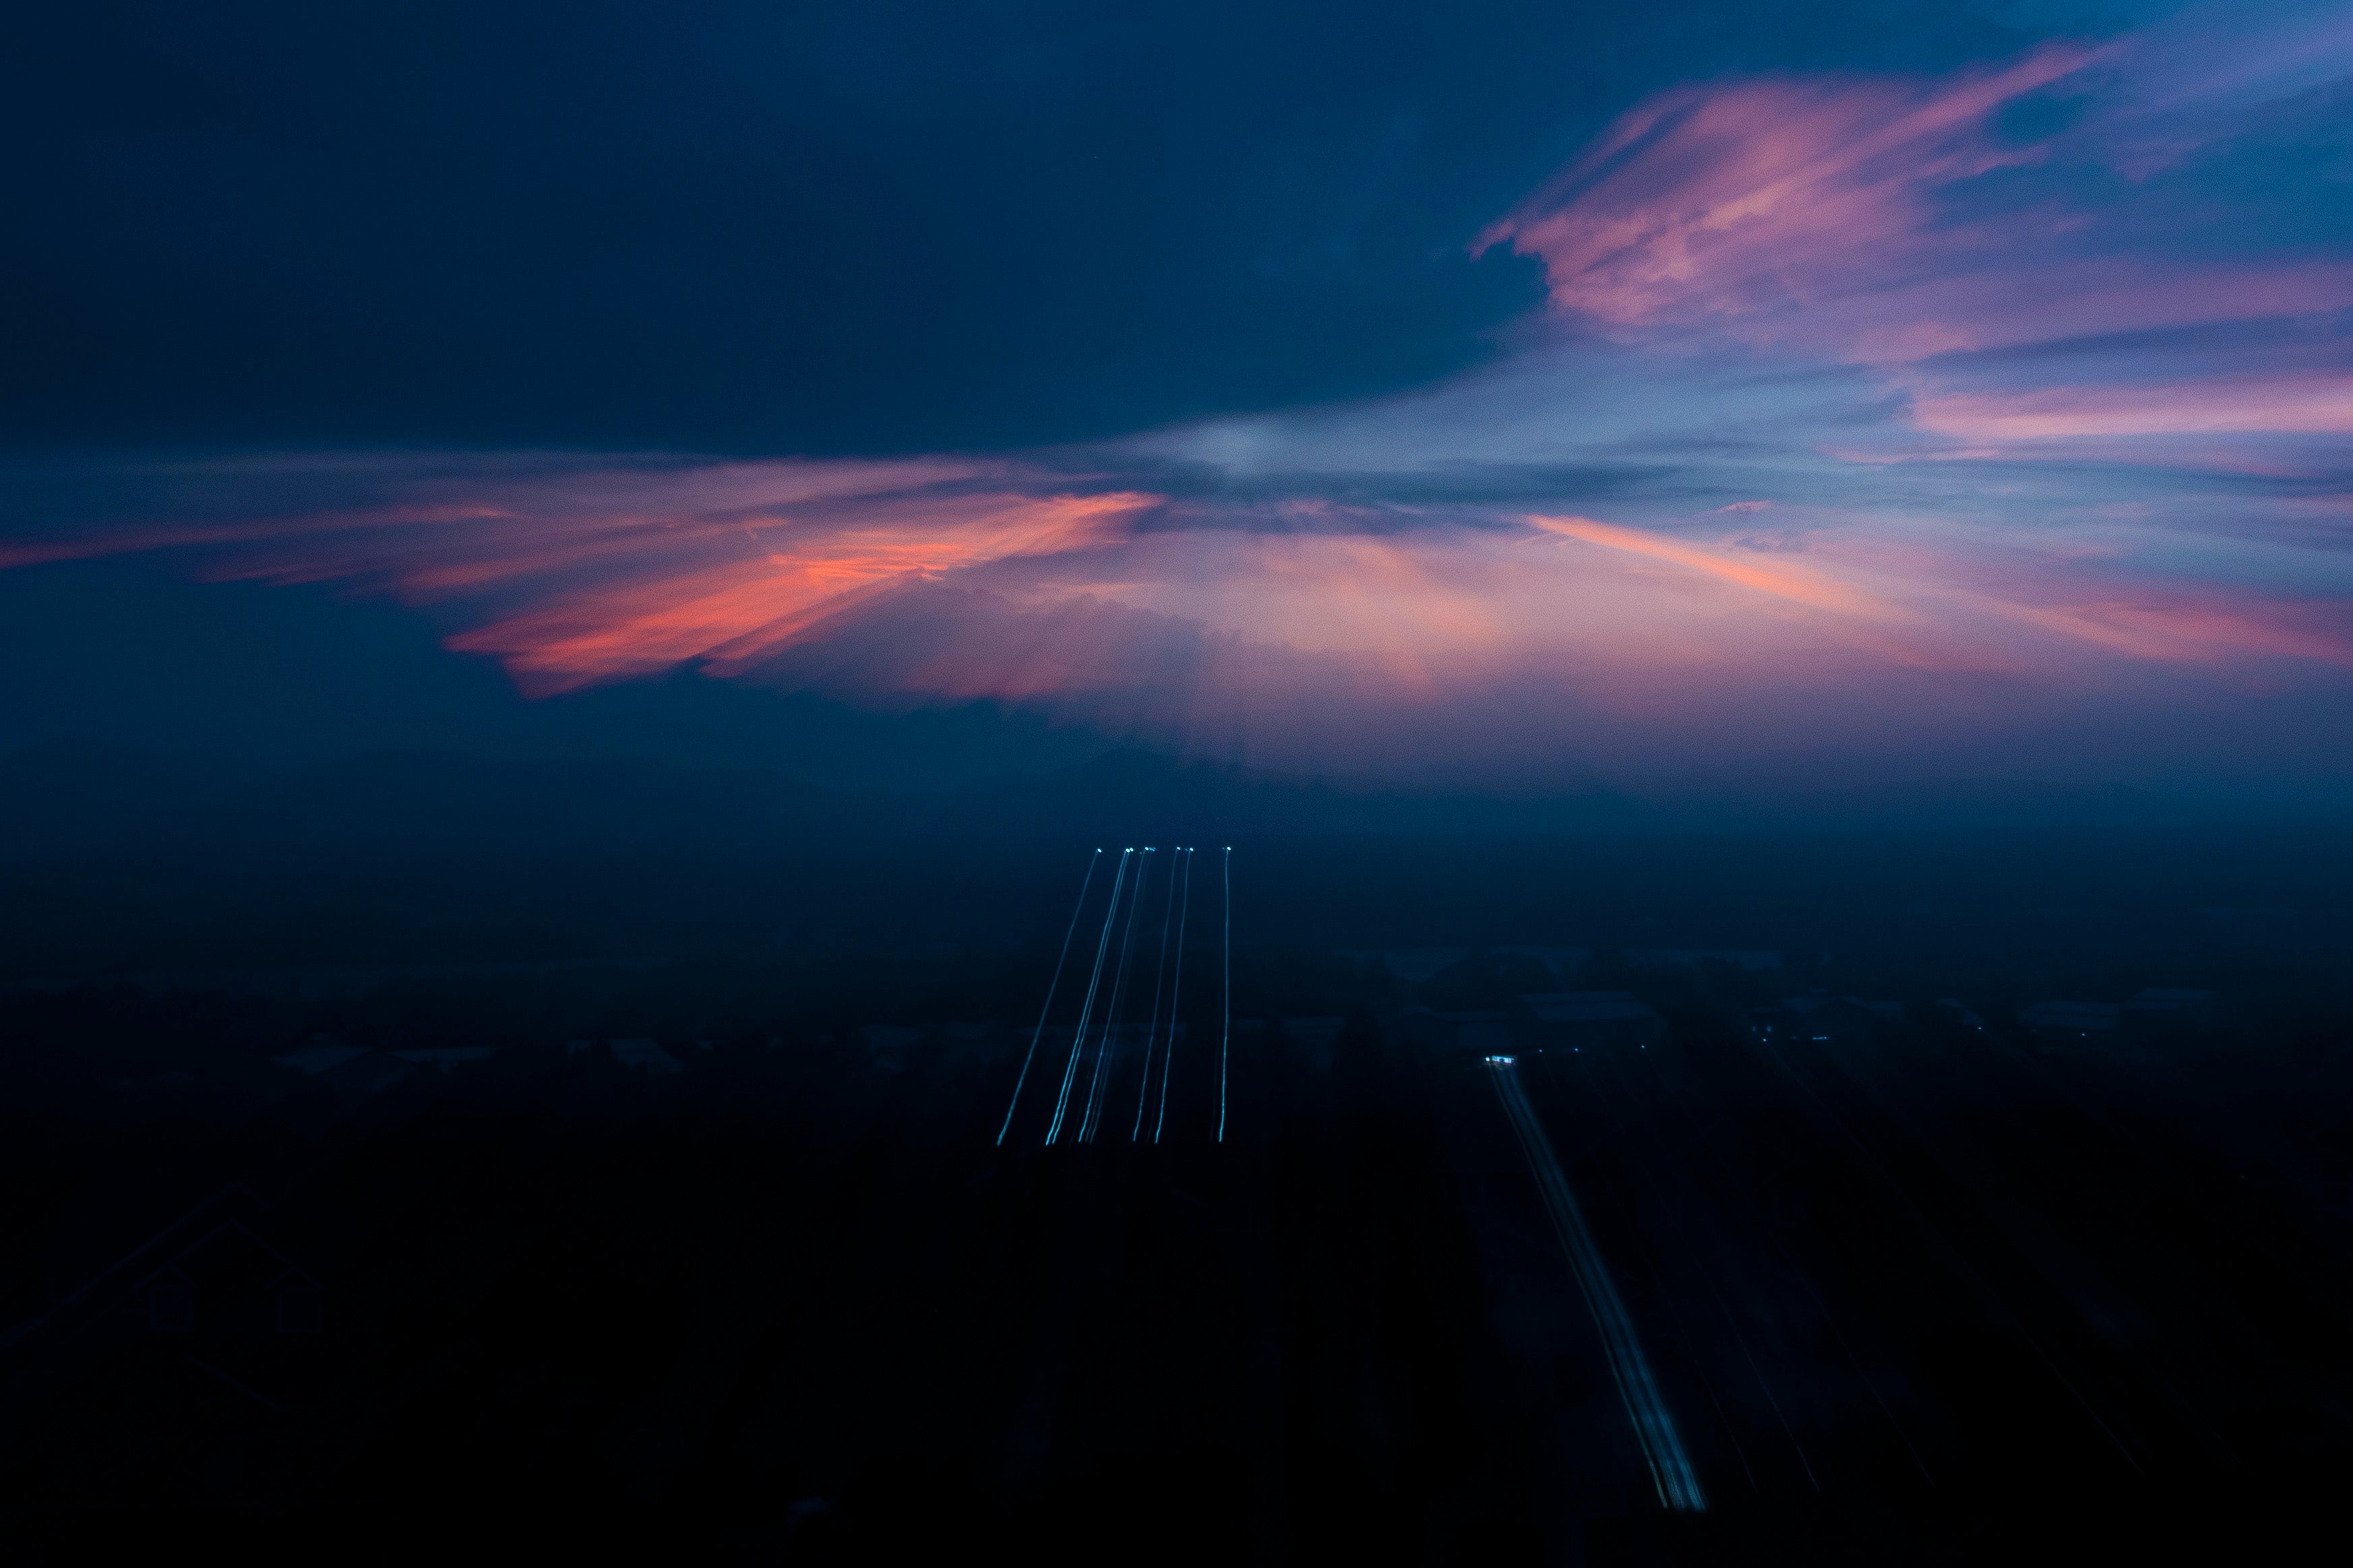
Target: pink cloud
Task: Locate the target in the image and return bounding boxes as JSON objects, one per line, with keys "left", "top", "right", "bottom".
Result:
{"left": 444, "top": 491, "right": 1155, "bottom": 693}
{"left": 1912, "top": 374, "right": 2353, "bottom": 441}
{"left": 1475, "top": 47, "right": 2093, "bottom": 342}
{"left": 1465, "top": 28, "right": 2353, "bottom": 504}
{"left": 1475, "top": 45, "right": 2353, "bottom": 368}
{"left": 1981, "top": 594, "right": 2353, "bottom": 666}
{"left": 1528, "top": 514, "right": 1897, "bottom": 619}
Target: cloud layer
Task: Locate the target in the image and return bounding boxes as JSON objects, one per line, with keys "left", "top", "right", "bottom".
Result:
{"left": 5, "top": 3, "right": 2350, "bottom": 797}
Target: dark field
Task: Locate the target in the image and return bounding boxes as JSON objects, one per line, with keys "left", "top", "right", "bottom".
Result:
{"left": 4, "top": 818, "right": 2351, "bottom": 1563}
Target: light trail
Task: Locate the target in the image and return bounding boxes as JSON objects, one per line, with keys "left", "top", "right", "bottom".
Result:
{"left": 1073, "top": 855, "right": 1133, "bottom": 1143}
{"left": 1217, "top": 846, "right": 1231, "bottom": 1143}
{"left": 1131, "top": 843, "right": 1184, "bottom": 1141}
{"left": 1047, "top": 848, "right": 1130, "bottom": 1146}
{"left": 1485, "top": 1055, "right": 1707, "bottom": 1513}
{"left": 996, "top": 848, "right": 1102, "bottom": 1146}
{"left": 1081, "top": 847, "right": 1155, "bottom": 1141}
{"left": 1152, "top": 847, "right": 1194, "bottom": 1143}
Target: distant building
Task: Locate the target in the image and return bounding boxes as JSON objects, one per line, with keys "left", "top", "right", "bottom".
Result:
{"left": 391, "top": 1046, "right": 495, "bottom": 1073}
{"left": 2019, "top": 991, "right": 2216, "bottom": 1042}
{"left": 1930, "top": 999, "right": 1987, "bottom": 1032}
{"left": 1623, "top": 949, "right": 1783, "bottom": 972}
{"left": 1520, "top": 992, "right": 1667, "bottom": 1050}
{"left": 272, "top": 1041, "right": 414, "bottom": 1098}
{"left": 1344, "top": 947, "right": 1591, "bottom": 982}
{"left": 2019, "top": 1001, "right": 2122, "bottom": 1038}
{"left": 1774, "top": 993, "right": 1904, "bottom": 1046}
{"left": 1390, "top": 1008, "right": 1515, "bottom": 1055}
{"left": 938, "top": 1022, "right": 1013, "bottom": 1066}
{"left": 607, "top": 1038, "right": 682, "bottom": 1074}
{"left": 274, "top": 1042, "right": 368, "bottom": 1076}
{"left": 855, "top": 1024, "right": 926, "bottom": 1074}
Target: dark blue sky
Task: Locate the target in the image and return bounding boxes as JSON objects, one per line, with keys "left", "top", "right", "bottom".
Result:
{"left": 3, "top": 1, "right": 2349, "bottom": 809}
{"left": 5, "top": 0, "right": 2036, "bottom": 454}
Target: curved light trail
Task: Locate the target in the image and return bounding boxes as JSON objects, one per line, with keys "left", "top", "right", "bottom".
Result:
{"left": 1217, "top": 846, "right": 1231, "bottom": 1144}
{"left": 1153, "top": 847, "right": 1194, "bottom": 1143}
{"left": 1486, "top": 1055, "right": 1707, "bottom": 1513}
{"left": 1132, "top": 844, "right": 1184, "bottom": 1141}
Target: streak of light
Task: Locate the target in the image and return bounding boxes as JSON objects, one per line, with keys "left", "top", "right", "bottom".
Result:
{"left": 1081, "top": 847, "right": 1155, "bottom": 1141}
{"left": 1073, "top": 852, "right": 1136, "bottom": 1142}
{"left": 1132, "top": 842, "right": 1184, "bottom": 1141}
{"left": 1571, "top": 1045, "right": 1824, "bottom": 1493}
{"left": 1217, "top": 847, "right": 1231, "bottom": 1144}
{"left": 997, "top": 848, "right": 1102, "bottom": 1146}
{"left": 1047, "top": 848, "right": 1130, "bottom": 1146}
{"left": 1486, "top": 1056, "right": 1707, "bottom": 1513}
{"left": 1153, "top": 847, "right": 1194, "bottom": 1143}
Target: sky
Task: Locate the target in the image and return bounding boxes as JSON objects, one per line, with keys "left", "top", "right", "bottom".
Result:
{"left": 3, "top": 0, "right": 2349, "bottom": 805}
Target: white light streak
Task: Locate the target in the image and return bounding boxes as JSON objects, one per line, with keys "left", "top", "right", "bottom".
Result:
{"left": 1080, "top": 846, "right": 1154, "bottom": 1141}
{"left": 1047, "top": 848, "right": 1130, "bottom": 1145}
{"left": 1132, "top": 842, "right": 1185, "bottom": 1141}
{"left": 1217, "top": 846, "right": 1231, "bottom": 1144}
{"left": 1153, "top": 847, "right": 1194, "bottom": 1143}
{"left": 996, "top": 848, "right": 1101, "bottom": 1146}
{"left": 1486, "top": 1056, "right": 1707, "bottom": 1513}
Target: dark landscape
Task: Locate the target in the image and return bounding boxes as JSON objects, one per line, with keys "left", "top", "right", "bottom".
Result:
{"left": 4, "top": 742, "right": 2349, "bottom": 1561}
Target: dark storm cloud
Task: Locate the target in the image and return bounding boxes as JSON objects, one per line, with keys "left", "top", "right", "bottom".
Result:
{"left": 0, "top": 1, "right": 2026, "bottom": 456}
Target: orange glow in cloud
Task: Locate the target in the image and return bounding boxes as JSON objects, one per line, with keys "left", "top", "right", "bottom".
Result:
{"left": 1527, "top": 515, "right": 1895, "bottom": 619}
{"left": 445, "top": 491, "right": 1155, "bottom": 693}
{"left": 5, "top": 447, "right": 2352, "bottom": 784}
